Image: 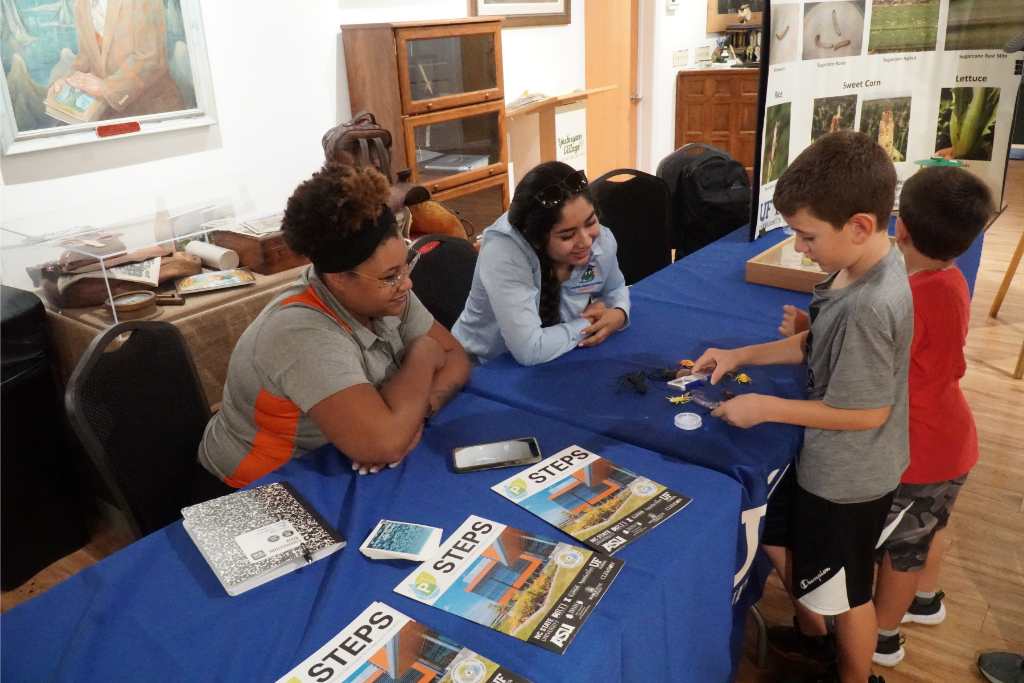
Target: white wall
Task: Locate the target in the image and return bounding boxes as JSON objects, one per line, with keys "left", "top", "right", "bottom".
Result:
{"left": 1, "top": 0, "right": 585, "bottom": 240}
{"left": 636, "top": 0, "right": 719, "bottom": 173}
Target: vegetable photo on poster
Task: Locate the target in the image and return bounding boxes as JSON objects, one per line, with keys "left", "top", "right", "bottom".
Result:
{"left": 811, "top": 94, "right": 857, "bottom": 142}
{"left": 860, "top": 96, "right": 912, "bottom": 162}
{"left": 935, "top": 87, "right": 1001, "bottom": 161}
{"left": 868, "top": 0, "right": 940, "bottom": 54}
{"left": 944, "top": 0, "right": 1024, "bottom": 51}
{"left": 761, "top": 102, "right": 791, "bottom": 185}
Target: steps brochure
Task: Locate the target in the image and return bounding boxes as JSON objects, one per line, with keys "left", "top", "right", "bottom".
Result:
{"left": 277, "top": 601, "right": 531, "bottom": 683}
{"left": 394, "top": 515, "right": 622, "bottom": 654}
{"left": 492, "top": 445, "right": 691, "bottom": 554}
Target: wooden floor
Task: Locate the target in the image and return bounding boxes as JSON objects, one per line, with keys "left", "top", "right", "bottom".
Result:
{"left": 4, "top": 165, "right": 1023, "bottom": 683}
{"left": 738, "top": 161, "right": 1024, "bottom": 682}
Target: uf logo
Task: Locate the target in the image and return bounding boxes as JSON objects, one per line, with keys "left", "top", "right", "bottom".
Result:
{"left": 733, "top": 465, "right": 789, "bottom": 595}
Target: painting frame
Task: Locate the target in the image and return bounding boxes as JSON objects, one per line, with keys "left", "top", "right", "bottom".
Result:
{"left": 468, "top": 0, "right": 571, "bottom": 28}
{"left": 707, "top": 0, "right": 764, "bottom": 33}
{"left": 0, "top": 0, "right": 217, "bottom": 156}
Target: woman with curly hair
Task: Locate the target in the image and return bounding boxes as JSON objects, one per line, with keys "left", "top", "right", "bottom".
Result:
{"left": 452, "top": 161, "right": 630, "bottom": 366}
{"left": 198, "top": 160, "right": 470, "bottom": 485}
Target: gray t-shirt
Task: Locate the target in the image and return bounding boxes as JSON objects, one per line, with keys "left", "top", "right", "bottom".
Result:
{"left": 198, "top": 267, "right": 435, "bottom": 487}
{"left": 798, "top": 247, "right": 913, "bottom": 503}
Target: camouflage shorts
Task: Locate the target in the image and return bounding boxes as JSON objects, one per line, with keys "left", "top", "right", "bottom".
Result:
{"left": 876, "top": 475, "right": 967, "bottom": 571}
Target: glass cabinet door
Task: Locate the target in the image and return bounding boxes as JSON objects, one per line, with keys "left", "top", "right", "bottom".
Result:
{"left": 405, "top": 102, "right": 506, "bottom": 193}
{"left": 397, "top": 25, "right": 503, "bottom": 115}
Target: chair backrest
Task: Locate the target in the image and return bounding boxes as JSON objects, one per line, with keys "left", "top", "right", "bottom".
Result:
{"left": 410, "top": 234, "right": 479, "bottom": 330}
{"left": 656, "top": 143, "right": 751, "bottom": 256}
{"left": 590, "top": 168, "right": 672, "bottom": 285}
{"left": 65, "top": 321, "right": 212, "bottom": 538}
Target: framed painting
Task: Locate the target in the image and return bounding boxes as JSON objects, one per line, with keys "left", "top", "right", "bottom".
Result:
{"left": 468, "top": 0, "right": 571, "bottom": 28}
{"left": 707, "top": 0, "right": 764, "bottom": 33}
{"left": 0, "top": 0, "right": 216, "bottom": 155}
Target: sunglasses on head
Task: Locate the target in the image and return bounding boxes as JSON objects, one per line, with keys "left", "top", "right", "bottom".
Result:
{"left": 533, "top": 170, "right": 589, "bottom": 208}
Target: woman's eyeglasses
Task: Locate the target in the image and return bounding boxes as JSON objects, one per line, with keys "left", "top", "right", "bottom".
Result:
{"left": 348, "top": 248, "right": 420, "bottom": 289}
{"left": 533, "top": 170, "right": 589, "bottom": 208}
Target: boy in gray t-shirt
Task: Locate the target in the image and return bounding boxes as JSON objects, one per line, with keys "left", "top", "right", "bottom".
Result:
{"left": 692, "top": 132, "right": 910, "bottom": 683}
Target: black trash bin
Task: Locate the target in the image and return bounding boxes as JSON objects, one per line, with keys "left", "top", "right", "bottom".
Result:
{"left": 1, "top": 286, "right": 89, "bottom": 590}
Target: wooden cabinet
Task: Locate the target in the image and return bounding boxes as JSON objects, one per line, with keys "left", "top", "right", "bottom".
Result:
{"left": 342, "top": 18, "right": 510, "bottom": 230}
{"left": 674, "top": 68, "right": 760, "bottom": 178}
{"left": 403, "top": 100, "right": 508, "bottom": 194}
{"left": 432, "top": 174, "right": 510, "bottom": 241}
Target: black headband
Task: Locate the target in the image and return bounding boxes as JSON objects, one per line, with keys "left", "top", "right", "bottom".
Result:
{"left": 311, "top": 207, "right": 397, "bottom": 274}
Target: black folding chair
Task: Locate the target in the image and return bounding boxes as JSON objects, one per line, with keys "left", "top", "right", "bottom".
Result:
{"left": 65, "top": 321, "right": 226, "bottom": 538}
{"left": 590, "top": 168, "right": 673, "bottom": 284}
{"left": 410, "top": 234, "right": 478, "bottom": 330}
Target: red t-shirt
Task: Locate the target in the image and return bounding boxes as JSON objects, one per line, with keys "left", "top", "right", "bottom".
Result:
{"left": 902, "top": 267, "right": 978, "bottom": 483}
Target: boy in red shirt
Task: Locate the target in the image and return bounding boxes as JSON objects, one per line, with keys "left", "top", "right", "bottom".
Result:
{"left": 870, "top": 166, "right": 992, "bottom": 667}
{"left": 779, "top": 166, "right": 993, "bottom": 669}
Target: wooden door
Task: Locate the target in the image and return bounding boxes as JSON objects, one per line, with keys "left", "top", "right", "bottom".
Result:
{"left": 585, "top": 0, "right": 639, "bottom": 179}
{"left": 674, "top": 69, "right": 759, "bottom": 179}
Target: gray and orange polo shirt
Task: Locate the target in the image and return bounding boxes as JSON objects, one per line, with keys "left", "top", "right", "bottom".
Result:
{"left": 198, "top": 267, "right": 435, "bottom": 487}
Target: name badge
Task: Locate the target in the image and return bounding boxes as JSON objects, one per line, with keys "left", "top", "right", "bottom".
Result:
{"left": 566, "top": 262, "right": 604, "bottom": 294}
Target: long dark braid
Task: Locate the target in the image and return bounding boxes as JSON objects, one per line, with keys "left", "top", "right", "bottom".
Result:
{"left": 508, "top": 162, "right": 594, "bottom": 327}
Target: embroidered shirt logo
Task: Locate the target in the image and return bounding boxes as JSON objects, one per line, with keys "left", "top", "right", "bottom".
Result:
{"left": 800, "top": 567, "right": 831, "bottom": 590}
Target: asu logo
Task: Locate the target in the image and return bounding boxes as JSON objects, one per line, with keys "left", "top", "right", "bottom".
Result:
{"left": 580, "top": 265, "right": 595, "bottom": 283}
{"left": 411, "top": 571, "right": 438, "bottom": 598}
{"left": 550, "top": 623, "right": 575, "bottom": 648}
{"left": 504, "top": 478, "right": 528, "bottom": 499}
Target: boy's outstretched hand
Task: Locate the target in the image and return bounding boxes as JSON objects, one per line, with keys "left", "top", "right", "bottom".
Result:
{"left": 692, "top": 347, "right": 744, "bottom": 384}
{"left": 778, "top": 305, "right": 810, "bottom": 337}
{"left": 712, "top": 393, "right": 769, "bottom": 428}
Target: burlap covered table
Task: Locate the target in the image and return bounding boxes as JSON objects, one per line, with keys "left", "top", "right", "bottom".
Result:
{"left": 47, "top": 266, "right": 306, "bottom": 407}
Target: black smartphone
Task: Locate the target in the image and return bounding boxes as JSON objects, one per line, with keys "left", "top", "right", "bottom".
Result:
{"left": 452, "top": 437, "right": 543, "bottom": 473}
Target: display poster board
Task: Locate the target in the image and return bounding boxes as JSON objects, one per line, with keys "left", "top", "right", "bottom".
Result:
{"left": 753, "top": 0, "right": 1024, "bottom": 238}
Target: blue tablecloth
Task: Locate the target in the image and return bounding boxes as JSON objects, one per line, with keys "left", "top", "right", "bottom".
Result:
{"left": 636, "top": 223, "right": 985, "bottom": 311}
{"left": 2, "top": 394, "right": 743, "bottom": 683}
{"left": 463, "top": 224, "right": 985, "bottom": 660}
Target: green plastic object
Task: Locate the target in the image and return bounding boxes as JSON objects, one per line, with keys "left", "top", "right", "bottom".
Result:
{"left": 914, "top": 157, "right": 965, "bottom": 168}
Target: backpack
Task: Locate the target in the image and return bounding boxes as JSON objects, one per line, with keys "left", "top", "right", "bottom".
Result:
{"left": 322, "top": 111, "right": 393, "bottom": 180}
{"left": 656, "top": 143, "right": 751, "bottom": 256}
{"left": 322, "top": 112, "right": 432, "bottom": 218}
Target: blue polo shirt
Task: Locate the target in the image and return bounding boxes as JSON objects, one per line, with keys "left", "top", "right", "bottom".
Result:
{"left": 452, "top": 213, "right": 631, "bottom": 366}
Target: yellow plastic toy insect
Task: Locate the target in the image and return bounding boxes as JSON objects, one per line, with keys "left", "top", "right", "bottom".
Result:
{"left": 666, "top": 394, "right": 693, "bottom": 405}
{"left": 735, "top": 373, "right": 752, "bottom": 384}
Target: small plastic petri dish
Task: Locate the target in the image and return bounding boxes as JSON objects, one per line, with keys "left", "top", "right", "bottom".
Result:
{"left": 674, "top": 412, "right": 703, "bottom": 430}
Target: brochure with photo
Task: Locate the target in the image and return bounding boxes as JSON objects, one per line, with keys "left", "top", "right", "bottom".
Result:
{"left": 175, "top": 268, "right": 256, "bottom": 295}
{"left": 360, "top": 520, "right": 443, "bottom": 561}
{"left": 394, "top": 515, "right": 623, "bottom": 654}
{"left": 492, "top": 445, "right": 691, "bottom": 554}
{"left": 277, "top": 601, "right": 531, "bottom": 683}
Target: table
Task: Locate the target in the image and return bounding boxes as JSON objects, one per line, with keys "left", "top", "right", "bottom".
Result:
{"left": 465, "top": 230, "right": 807, "bottom": 603}
{"left": 1, "top": 394, "right": 744, "bottom": 683}
{"left": 47, "top": 265, "right": 306, "bottom": 406}
{"left": 463, "top": 225, "right": 986, "bottom": 658}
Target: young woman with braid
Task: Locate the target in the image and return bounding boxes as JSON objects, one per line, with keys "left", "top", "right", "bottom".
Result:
{"left": 198, "top": 160, "right": 470, "bottom": 485}
{"left": 452, "top": 161, "right": 630, "bottom": 365}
